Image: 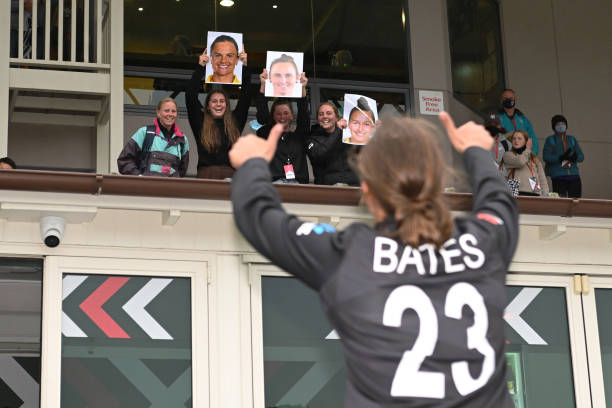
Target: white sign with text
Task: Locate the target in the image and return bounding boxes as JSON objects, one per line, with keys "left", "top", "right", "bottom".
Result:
{"left": 419, "top": 90, "right": 444, "bottom": 115}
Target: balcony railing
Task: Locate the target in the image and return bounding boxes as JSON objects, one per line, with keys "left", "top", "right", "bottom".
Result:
{"left": 1, "top": 169, "right": 612, "bottom": 219}
{"left": 9, "top": 0, "right": 110, "bottom": 71}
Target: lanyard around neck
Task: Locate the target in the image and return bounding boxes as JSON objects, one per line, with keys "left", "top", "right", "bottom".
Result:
{"left": 526, "top": 157, "right": 535, "bottom": 177}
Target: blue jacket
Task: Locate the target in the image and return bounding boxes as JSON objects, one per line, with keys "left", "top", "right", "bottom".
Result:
{"left": 543, "top": 133, "right": 584, "bottom": 178}
{"left": 499, "top": 111, "right": 539, "bottom": 155}
{"left": 117, "top": 119, "right": 190, "bottom": 177}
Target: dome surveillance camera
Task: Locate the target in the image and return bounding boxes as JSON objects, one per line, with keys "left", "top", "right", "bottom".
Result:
{"left": 40, "top": 216, "right": 66, "bottom": 248}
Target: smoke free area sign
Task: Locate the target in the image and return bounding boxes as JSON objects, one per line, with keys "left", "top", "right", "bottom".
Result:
{"left": 419, "top": 90, "right": 444, "bottom": 115}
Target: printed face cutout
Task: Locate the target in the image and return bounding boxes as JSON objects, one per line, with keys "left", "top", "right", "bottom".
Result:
{"left": 342, "top": 94, "right": 378, "bottom": 145}
{"left": 206, "top": 31, "right": 243, "bottom": 85}
{"left": 265, "top": 51, "right": 304, "bottom": 98}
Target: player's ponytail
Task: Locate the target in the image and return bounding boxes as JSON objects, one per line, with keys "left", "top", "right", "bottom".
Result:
{"left": 355, "top": 116, "right": 453, "bottom": 248}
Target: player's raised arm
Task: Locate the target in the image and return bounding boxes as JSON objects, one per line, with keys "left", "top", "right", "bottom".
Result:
{"left": 440, "top": 111, "right": 519, "bottom": 264}
{"left": 230, "top": 125, "right": 344, "bottom": 290}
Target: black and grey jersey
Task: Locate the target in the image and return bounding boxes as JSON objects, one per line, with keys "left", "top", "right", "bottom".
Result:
{"left": 231, "top": 147, "right": 519, "bottom": 407}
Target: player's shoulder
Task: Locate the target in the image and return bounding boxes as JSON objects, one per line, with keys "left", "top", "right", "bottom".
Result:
{"left": 341, "top": 222, "right": 376, "bottom": 241}
{"left": 326, "top": 221, "right": 376, "bottom": 252}
{"left": 454, "top": 212, "right": 505, "bottom": 247}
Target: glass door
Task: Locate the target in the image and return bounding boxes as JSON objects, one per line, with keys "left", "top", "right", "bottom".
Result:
{"left": 40, "top": 257, "right": 208, "bottom": 408}
{"left": 505, "top": 275, "right": 591, "bottom": 408}
{"left": 251, "top": 270, "right": 593, "bottom": 407}
{"left": 0, "top": 258, "right": 43, "bottom": 408}
{"left": 579, "top": 276, "right": 612, "bottom": 407}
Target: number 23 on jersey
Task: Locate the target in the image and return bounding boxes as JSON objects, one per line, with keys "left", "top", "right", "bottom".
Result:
{"left": 383, "top": 282, "right": 495, "bottom": 399}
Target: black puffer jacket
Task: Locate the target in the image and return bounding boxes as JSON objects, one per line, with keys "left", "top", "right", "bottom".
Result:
{"left": 306, "top": 124, "right": 359, "bottom": 186}
{"left": 256, "top": 93, "right": 310, "bottom": 184}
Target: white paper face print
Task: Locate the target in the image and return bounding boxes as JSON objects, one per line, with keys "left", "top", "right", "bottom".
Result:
{"left": 342, "top": 94, "right": 378, "bottom": 145}
{"left": 265, "top": 51, "right": 304, "bottom": 98}
{"left": 205, "top": 31, "right": 244, "bottom": 85}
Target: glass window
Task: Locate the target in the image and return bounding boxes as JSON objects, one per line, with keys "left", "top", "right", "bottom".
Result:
{"left": 317, "top": 86, "right": 408, "bottom": 121}
{"left": 505, "top": 286, "right": 575, "bottom": 408}
{"left": 124, "top": 0, "right": 411, "bottom": 89}
{"left": 0, "top": 258, "right": 43, "bottom": 408}
{"left": 60, "top": 274, "right": 192, "bottom": 407}
{"left": 214, "top": 1, "right": 315, "bottom": 74}
{"left": 447, "top": 0, "right": 505, "bottom": 113}
{"left": 262, "top": 276, "right": 345, "bottom": 407}
{"left": 261, "top": 278, "right": 578, "bottom": 407}
{"left": 312, "top": 0, "right": 409, "bottom": 83}
{"left": 594, "top": 288, "right": 612, "bottom": 402}
{"left": 124, "top": 74, "right": 258, "bottom": 110}
{"left": 124, "top": 0, "right": 213, "bottom": 69}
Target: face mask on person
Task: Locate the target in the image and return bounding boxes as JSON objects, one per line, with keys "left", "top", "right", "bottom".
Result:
{"left": 502, "top": 98, "right": 515, "bottom": 109}
{"left": 555, "top": 124, "right": 567, "bottom": 134}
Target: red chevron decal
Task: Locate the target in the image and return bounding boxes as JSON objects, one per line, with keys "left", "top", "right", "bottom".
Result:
{"left": 80, "top": 277, "right": 131, "bottom": 338}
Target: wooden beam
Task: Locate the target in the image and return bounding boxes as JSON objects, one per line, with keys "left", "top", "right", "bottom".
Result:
{"left": 9, "top": 68, "right": 110, "bottom": 94}
{"left": 16, "top": 96, "right": 102, "bottom": 112}
{"left": 11, "top": 112, "right": 96, "bottom": 127}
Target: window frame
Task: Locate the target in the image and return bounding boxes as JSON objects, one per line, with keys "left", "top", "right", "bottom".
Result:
{"left": 40, "top": 256, "right": 209, "bottom": 408}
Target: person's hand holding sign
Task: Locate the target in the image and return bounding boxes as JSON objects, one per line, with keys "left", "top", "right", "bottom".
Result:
{"left": 198, "top": 49, "right": 210, "bottom": 67}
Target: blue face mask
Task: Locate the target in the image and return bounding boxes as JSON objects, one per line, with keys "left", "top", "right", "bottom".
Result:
{"left": 555, "top": 124, "right": 567, "bottom": 134}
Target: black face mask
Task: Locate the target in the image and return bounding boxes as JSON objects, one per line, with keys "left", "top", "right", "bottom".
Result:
{"left": 512, "top": 145, "right": 526, "bottom": 155}
{"left": 502, "top": 98, "right": 515, "bottom": 109}
{"left": 485, "top": 126, "right": 499, "bottom": 137}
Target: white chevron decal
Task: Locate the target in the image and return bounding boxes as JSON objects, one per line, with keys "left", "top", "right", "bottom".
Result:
{"left": 325, "top": 329, "right": 340, "bottom": 340}
{"left": 62, "top": 275, "right": 88, "bottom": 337}
{"left": 122, "top": 278, "right": 173, "bottom": 340}
{"left": 504, "top": 287, "right": 548, "bottom": 345}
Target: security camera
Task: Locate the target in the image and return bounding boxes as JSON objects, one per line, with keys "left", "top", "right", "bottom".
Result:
{"left": 40, "top": 216, "right": 65, "bottom": 248}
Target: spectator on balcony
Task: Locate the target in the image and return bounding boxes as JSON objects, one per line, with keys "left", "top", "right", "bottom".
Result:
{"left": 483, "top": 112, "right": 509, "bottom": 175}
{"left": 306, "top": 102, "right": 359, "bottom": 186}
{"left": 117, "top": 98, "right": 189, "bottom": 177}
{"left": 186, "top": 49, "right": 251, "bottom": 179}
{"left": 0, "top": 157, "right": 17, "bottom": 170}
{"left": 498, "top": 89, "right": 539, "bottom": 155}
{"left": 543, "top": 114, "right": 584, "bottom": 198}
{"left": 503, "top": 130, "right": 549, "bottom": 196}
{"left": 255, "top": 70, "right": 310, "bottom": 184}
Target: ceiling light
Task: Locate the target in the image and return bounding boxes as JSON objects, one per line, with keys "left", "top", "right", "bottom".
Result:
{"left": 220, "top": 0, "right": 234, "bottom": 6}
{"left": 273, "top": 4, "right": 278, "bottom": 8}
{"left": 138, "top": 7, "right": 143, "bottom": 11}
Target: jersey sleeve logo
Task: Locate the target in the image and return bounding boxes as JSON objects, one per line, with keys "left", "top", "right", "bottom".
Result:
{"left": 296, "top": 222, "right": 336, "bottom": 236}
{"left": 476, "top": 212, "right": 504, "bottom": 226}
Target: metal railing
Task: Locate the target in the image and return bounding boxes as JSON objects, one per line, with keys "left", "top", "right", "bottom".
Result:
{"left": 9, "top": 0, "right": 110, "bottom": 70}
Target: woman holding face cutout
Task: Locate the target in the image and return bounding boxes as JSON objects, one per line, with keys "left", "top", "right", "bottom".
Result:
{"left": 255, "top": 69, "right": 310, "bottom": 183}
{"left": 186, "top": 48, "right": 251, "bottom": 179}
{"left": 346, "top": 97, "right": 376, "bottom": 145}
{"left": 306, "top": 103, "right": 359, "bottom": 186}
